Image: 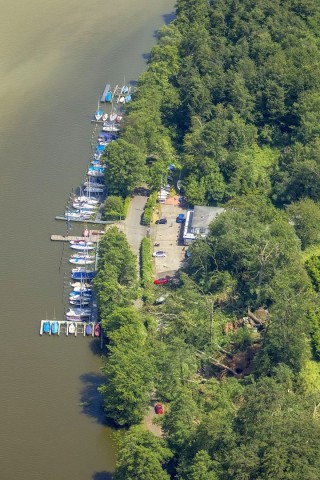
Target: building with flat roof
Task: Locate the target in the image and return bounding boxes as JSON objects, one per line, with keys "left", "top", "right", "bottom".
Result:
{"left": 183, "top": 205, "right": 224, "bottom": 245}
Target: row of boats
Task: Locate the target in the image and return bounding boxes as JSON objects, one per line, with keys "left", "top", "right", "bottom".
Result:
{"left": 42, "top": 320, "right": 101, "bottom": 336}
{"left": 64, "top": 100, "right": 122, "bottom": 221}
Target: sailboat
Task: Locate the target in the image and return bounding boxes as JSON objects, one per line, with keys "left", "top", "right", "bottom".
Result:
{"left": 94, "top": 99, "right": 103, "bottom": 121}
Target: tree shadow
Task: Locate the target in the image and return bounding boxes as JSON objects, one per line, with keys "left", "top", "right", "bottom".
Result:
{"left": 88, "top": 337, "right": 107, "bottom": 356}
{"left": 79, "top": 372, "right": 106, "bottom": 424}
{"left": 142, "top": 52, "right": 150, "bottom": 62}
{"left": 91, "top": 471, "right": 113, "bottom": 480}
{"left": 79, "top": 372, "right": 120, "bottom": 428}
{"left": 163, "top": 11, "right": 176, "bottom": 25}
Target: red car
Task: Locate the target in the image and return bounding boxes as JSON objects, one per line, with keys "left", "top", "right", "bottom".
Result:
{"left": 154, "top": 277, "right": 170, "bottom": 285}
{"left": 154, "top": 403, "right": 164, "bottom": 415}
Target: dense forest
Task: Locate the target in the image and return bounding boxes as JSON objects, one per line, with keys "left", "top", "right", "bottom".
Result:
{"left": 96, "top": 1, "right": 320, "bottom": 478}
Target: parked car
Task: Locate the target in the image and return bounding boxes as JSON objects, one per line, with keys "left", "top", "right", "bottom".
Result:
{"left": 176, "top": 213, "right": 185, "bottom": 223}
{"left": 154, "top": 403, "right": 164, "bottom": 415}
{"left": 155, "top": 218, "right": 167, "bottom": 224}
{"left": 152, "top": 251, "right": 166, "bottom": 257}
{"left": 154, "top": 277, "right": 170, "bottom": 285}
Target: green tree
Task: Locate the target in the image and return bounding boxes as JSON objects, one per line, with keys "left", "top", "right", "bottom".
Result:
{"left": 103, "top": 195, "right": 124, "bottom": 220}
{"left": 113, "top": 426, "right": 172, "bottom": 480}
{"left": 99, "top": 321, "right": 154, "bottom": 426}
{"left": 104, "top": 139, "right": 146, "bottom": 196}
{"left": 287, "top": 198, "right": 320, "bottom": 249}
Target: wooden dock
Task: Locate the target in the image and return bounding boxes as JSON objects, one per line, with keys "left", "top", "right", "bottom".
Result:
{"left": 40, "top": 320, "right": 99, "bottom": 337}
{"left": 55, "top": 216, "right": 112, "bottom": 225}
{"left": 50, "top": 234, "right": 102, "bottom": 243}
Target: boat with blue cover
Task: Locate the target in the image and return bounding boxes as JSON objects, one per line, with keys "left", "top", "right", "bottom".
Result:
{"left": 51, "top": 321, "right": 59, "bottom": 335}
{"left": 105, "top": 90, "right": 112, "bottom": 102}
{"left": 43, "top": 321, "right": 50, "bottom": 333}
{"left": 71, "top": 270, "right": 97, "bottom": 280}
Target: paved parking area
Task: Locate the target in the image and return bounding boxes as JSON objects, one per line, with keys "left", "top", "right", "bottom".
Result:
{"left": 151, "top": 203, "right": 187, "bottom": 277}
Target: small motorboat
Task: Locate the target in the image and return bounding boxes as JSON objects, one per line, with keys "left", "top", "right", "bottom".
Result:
{"left": 84, "top": 182, "right": 105, "bottom": 189}
{"left": 66, "top": 308, "right": 91, "bottom": 321}
{"left": 51, "top": 321, "right": 59, "bottom": 335}
{"left": 64, "top": 211, "right": 92, "bottom": 220}
{"left": 71, "top": 271, "right": 97, "bottom": 280}
{"left": 43, "top": 321, "right": 50, "bottom": 333}
{"left": 85, "top": 324, "right": 93, "bottom": 336}
{"left": 70, "top": 240, "right": 94, "bottom": 246}
{"left": 69, "top": 290, "right": 92, "bottom": 296}
{"left": 71, "top": 252, "right": 94, "bottom": 260}
{"left": 74, "top": 196, "right": 99, "bottom": 205}
{"left": 72, "top": 202, "right": 97, "bottom": 210}
{"left": 70, "top": 299, "right": 91, "bottom": 306}
{"left": 125, "top": 94, "right": 132, "bottom": 103}
{"left": 68, "top": 323, "right": 76, "bottom": 334}
{"left": 94, "top": 323, "right": 101, "bottom": 337}
{"left": 69, "top": 243, "right": 95, "bottom": 251}
{"left": 83, "top": 181, "right": 105, "bottom": 188}
{"left": 72, "top": 286, "right": 92, "bottom": 293}
{"left": 69, "top": 258, "right": 95, "bottom": 265}
{"left": 71, "top": 281, "right": 92, "bottom": 288}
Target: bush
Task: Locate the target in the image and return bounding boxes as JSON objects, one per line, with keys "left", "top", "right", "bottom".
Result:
{"left": 102, "top": 195, "right": 124, "bottom": 221}
{"left": 141, "top": 191, "right": 158, "bottom": 225}
{"left": 140, "top": 237, "right": 154, "bottom": 303}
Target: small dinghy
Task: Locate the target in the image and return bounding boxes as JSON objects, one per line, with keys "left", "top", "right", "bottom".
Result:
{"left": 85, "top": 324, "right": 93, "bottom": 336}
{"left": 94, "top": 323, "right": 101, "bottom": 337}
{"left": 43, "top": 321, "right": 50, "bottom": 333}
{"left": 68, "top": 323, "right": 76, "bottom": 334}
{"left": 51, "top": 321, "right": 59, "bottom": 335}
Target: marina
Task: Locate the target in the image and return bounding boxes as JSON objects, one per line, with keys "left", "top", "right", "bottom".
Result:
{"left": 43, "top": 81, "right": 126, "bottom": 337}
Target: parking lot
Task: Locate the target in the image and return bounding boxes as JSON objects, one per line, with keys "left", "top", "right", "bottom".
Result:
{"left": 150, "top": 202, "right": 188, "bottom": 278}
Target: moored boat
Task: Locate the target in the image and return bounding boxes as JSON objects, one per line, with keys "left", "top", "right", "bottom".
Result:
{"left": 85, "top": 323, "right": 93, "bottom": 336}
{"left": 105, "top": 90, "right": 112, "bottom": 102}
{"left": 66, "top": 308, "right": 91, "bottom": 321}
{"left": 70, "top": 240, "right": 94, "bottom": 246}
{"left": 69, "top": 257, "right": 95, "bottom": 265}
{"left": 69, "top": 298, "right": 91, "bottom": 306}
{"left": 74, "top": 196, "right": 99, "bottom": 205}
{"left": 51, "top": 321, "right": 59, "bottom": 335}
{"left": 68, "top": 323, "right": 76, "bottom": 334}
{"left": 71, "top": 270, "right": 97, "bottom": 280}
{"left": 94, "top": 323, "right": 101, "bottom": 337}
{"left": 43, "top": 321, "right": 50, "bottom": 333}
{"left": 71, "top": 285, "right": 93, "bottom": 293}
{"left": 72, "top": 202, "right": 97, "bottom": 210}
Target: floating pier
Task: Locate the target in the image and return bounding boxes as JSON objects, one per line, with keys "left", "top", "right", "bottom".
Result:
{"left": 40, "top": 320, "right": 99, "bottom": 337}
{"left": 50, "top": 235, "right": 102, "bottom": 243}
{"left": 100, "top": 83, "right": 111, "bottom": 103}
{"left": 55, "top": 216, "right": 112, "bottom": 225}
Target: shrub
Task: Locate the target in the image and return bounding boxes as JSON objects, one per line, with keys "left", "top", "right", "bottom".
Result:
{"left": 141, "top": 191, "right": 158, "bottom": 225}
{"left": 140, "top": 237, "right": 154, "bottom": 303}
{"left": 102, "top": 195, "right": 124, "bottom": 221}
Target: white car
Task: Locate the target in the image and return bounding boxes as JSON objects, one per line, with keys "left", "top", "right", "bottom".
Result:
{"left": 152, "top": 251, "right": 166, "bottom": 257}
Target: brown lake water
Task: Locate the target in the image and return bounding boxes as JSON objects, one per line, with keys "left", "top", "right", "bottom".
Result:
{"left": 0, "top": 1, "right": 174, "bottom": 478}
